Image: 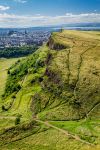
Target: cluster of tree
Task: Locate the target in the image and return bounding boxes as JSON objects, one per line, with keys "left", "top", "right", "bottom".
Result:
{"left": 2, "top": 53, "right": 39, "bottom": 98}
{"left": 0, "top": 45, "right": 38, "bottom": 58}
{"left": 2, "top": 48, "right": 47, "bottom": 99}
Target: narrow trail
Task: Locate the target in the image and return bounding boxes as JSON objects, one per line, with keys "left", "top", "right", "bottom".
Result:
{"left": 73, "top": 44, "right": 97, "bottom": 99}
{"left": 86, "top": 102, "right": 100, "bottom": 117}
{"left": 0, "top": 116, "right": 16, "bottom": 119}
{"left": 0, "top": 68, "right": 8, "bottom": 72}
{"left": 2, "top": 98, "right": 15, "bottom": 111}
{"left": 2, "top": 74, "right": 28, "bottom": 112}
{"left": 35, "top": 119, "right": 94, "bottom": 146}
{"left": 15, "top": 74, "right": 28, "bottom": 110}
{"left": 66, "top": 44, "right": 74, "bottom": 85}
{"left": 27, "top": 97, "right": 32, "bottom": 113}
{"left": 67, "top": 48, "right": 71, "bottom": 85}
{"left": 0, "top": 116, "right": 95, "bottom": 146}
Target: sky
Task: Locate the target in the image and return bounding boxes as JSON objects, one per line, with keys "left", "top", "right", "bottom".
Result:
{"left": 0, "top": 0, "right": 100, "bottom": 28}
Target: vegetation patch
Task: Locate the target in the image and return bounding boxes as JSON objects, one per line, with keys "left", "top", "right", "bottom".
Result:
{"left": 0, "top": 45, "right": 38, "bottom": 58}
{"left": 0, "top": 30, "right": 100, "bottom": 149}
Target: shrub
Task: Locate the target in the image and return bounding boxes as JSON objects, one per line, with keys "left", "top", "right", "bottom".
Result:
{"left": 11, "top": 94, "right": 16, "bottom": 99}
{"left": 15, "top": 115, "right": 21, "bottom": 125}
{"left": 35, "top": 59, "right": 45, "bottom": 68}
{"left": 2, "top": 105, "right": 8, "bottom": 111}
{"left": 38, "top": 77, "right": 43, "bottom": 82}
{"left": 5, "top": 82, "right": 21, "bottom": 97}
{"left": 7, "top": 70, "right": 10, "bottom": 74}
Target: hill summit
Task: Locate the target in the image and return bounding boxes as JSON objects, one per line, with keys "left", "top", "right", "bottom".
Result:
{"left": 2, "top": 30, "right": 100, "bottom": 121}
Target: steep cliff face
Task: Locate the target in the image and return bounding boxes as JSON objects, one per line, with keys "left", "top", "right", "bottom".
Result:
{"left": 47, "top": 36, "right": 67, "bottom": 50}
{"left": 32, "top": 31, "right": 100, "bottom": 120}
{"left": 2, "top": 30, "right": 100, "bottom": 121}
{"left": 0, "top": 30, "right": 100, "bottom": 149}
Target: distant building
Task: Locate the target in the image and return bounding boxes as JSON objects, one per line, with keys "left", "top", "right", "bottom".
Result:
{"left": 0, "top": 30, "right": 50, "bottom": 48}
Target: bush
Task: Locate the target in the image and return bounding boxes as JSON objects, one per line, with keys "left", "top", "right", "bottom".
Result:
{"left": 7, "top": 70, "right": 10, "bottom": 74}
{"left": 35, "top": 59, "right": 45, "bottom": 68}
{"left": 2, "top": 105, "right": 8, "bottom": 111}
{"left": 4, "top": 82, "right": 21, "bottom": 97}
{"left": 38, "top": 77, "right": 43, "bottom": 82}
{"left": 11, "top": 94, "right": 16, "bottom": 99}
{"left": 15, "top": 115, "right": 21, "bottom": 125}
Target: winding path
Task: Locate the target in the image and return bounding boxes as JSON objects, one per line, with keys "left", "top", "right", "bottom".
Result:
{"left": 35, "top": 119, "right": 94, "bottom": 146}
{"left": 87, "top": 102, "right": 100, "bottom": 117}
{"left": 73, "top": 44, "right": 97, "bottom": 99}
{"left": 0, "top": 116, "right": 16, "bottom": 119}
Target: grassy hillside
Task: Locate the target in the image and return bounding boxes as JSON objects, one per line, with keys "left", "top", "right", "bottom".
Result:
{"left": 0, "top": 58, "right": 22, "bottom": 97}
{"left": 0, "top": 30, "right": 100, "bottom": 150}
{"left": 0, "top": 57, "right": 24, "bottom": 129}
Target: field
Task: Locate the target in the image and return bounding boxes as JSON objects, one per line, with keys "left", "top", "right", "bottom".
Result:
{"left": 0, "top": 30, "right": 100, "bottom": 150}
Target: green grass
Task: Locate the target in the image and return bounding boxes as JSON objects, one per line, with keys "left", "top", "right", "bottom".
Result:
{"left": 50, "top": 119, "right": 100, "bottom": 144}
{"left": 0, "top": 58, "right": 24, "bottom": 115}
{"left": 0, "top": 118, "right": 15, "bottom": 130}
{"left": 0, "top": 58, "right": 22, "bottom": 97}
{"left": 1, "top": 127, "right": 100, "bottom": 150}
{"left": 36, "top": 30, "right": 100, "bottom": 121}
{"left": 2, "top": 31, "right": 100, "bottom": 122}
{"left": 0, "top": 57, "right": 25, "bottom": 126}
{"left": 0, "top": 30, "right": 100, "bottom": 150}
{"left": 0, "top": 45, "right": 49, "bottom": 121}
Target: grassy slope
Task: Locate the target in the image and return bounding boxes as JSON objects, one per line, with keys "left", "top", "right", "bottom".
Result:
{"left": 0, "top": 58, "right": 22, "bottom": 97}
{"left": 1, "top": 128, "right": 98, "bottom": 150}
{"left": 0, "top": 58, "right": 24, "bottom": 130}
{"left": 0, "top": 46, "right": 49, "bottom": 121}
{"left": 37, "top": 30, "right": 100, "bottom": 120}
{"left": 0, "top": 30, "right": 100, "bottom": 149}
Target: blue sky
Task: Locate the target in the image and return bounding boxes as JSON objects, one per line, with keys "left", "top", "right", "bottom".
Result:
{"left": 0, "top": 0, "right": 100, "bottom": 27}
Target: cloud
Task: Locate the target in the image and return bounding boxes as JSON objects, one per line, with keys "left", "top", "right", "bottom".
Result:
{"left": 0, "top": 13, "right": 100, "bottom": 28}
{"left": 14, "top": 0, "right": 27, "bottom": 3}
{"left": 0, "top": 5, "right": 10, "bottom": 11}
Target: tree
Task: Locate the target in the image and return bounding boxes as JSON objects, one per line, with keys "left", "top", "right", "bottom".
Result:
{"left": 15, "top": 115, "right": 21, "bottom": 125}
{"left": 2, "top": 105, "right": 7, "bottom": 111}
